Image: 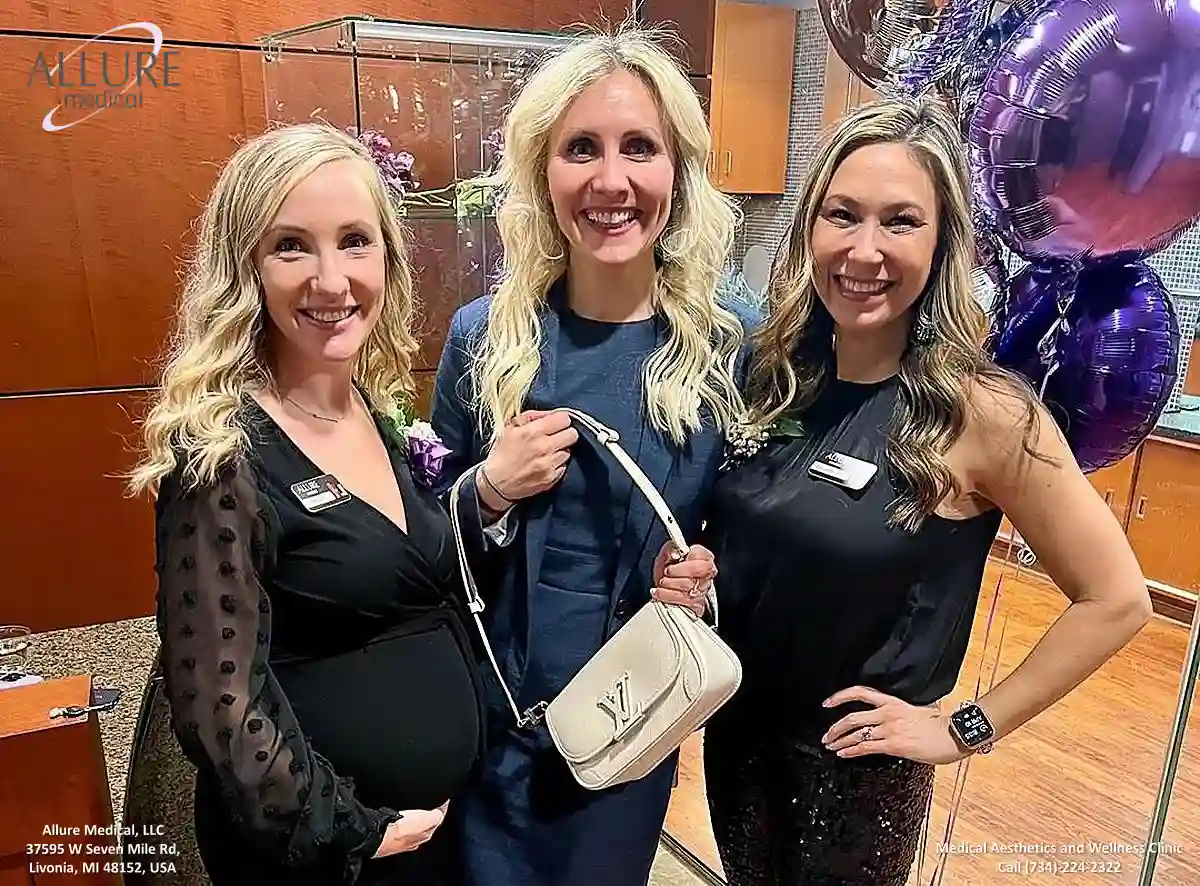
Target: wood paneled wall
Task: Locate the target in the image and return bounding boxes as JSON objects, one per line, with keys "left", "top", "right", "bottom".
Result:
{"left": 639, "top": 0, "right": 717, "bottom": 111}
{"left": 0, "top": 2, "right": 628, "bottom": 44}
{"left": 0, "top": 0, "right": 629, "bottom": 634}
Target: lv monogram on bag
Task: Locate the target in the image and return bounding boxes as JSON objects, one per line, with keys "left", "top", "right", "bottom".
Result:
{"left": 449, "top": 408, "right": 742, "bottom": 791}
{"left": 598, "top": 671, "right": 643, "bottom": 739}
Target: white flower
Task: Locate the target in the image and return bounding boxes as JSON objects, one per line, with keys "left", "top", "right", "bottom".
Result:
{"left": 403, "top": 419, "right": 440, "bottom": 442}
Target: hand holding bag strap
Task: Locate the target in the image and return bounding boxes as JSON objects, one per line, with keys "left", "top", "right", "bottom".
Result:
{"left": 449, "top": 469, "right": 547, "bottom": 728}
{"left": 555, "top": 408, "right": 719, "bottom": 626}
{"left": 447, "top": 408, "right": 719, "bottom": 730}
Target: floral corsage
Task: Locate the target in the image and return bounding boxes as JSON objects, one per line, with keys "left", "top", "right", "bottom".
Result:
{"left": 385, "top": 403, "right": 451, "bottom": 488}
{"left": 721, "top": 413, "right": 806, "bottom": 471}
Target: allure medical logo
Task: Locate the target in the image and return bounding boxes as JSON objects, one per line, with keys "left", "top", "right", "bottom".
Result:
{"left": 26, "top": 22, "right": 181, "bottom": 132}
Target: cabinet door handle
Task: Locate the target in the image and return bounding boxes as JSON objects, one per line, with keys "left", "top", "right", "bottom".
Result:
{"left": 723, "top": 150, "right": 732, "bottom": 175}
{"left": 1135, "top": 496, "right": 1147, "bottom": 519}
{"left": 1103, "top": 489, "right": 1114, "bottom": 505}
{"left": 707, "top": 150, "right": 714, "bottom": 174}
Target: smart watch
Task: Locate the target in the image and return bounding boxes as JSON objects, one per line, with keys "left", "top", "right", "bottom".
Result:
{"left": 948, "top": 700, "right": 996, "bottom": 754}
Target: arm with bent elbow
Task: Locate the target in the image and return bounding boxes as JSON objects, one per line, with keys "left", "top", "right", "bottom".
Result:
{"left": 965, "top": 392, "right": 1152, "bottom": 744}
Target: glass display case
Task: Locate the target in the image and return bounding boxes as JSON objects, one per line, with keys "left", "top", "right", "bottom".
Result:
{"left": 259, "top": 16, "right": 580, "bottom": 407}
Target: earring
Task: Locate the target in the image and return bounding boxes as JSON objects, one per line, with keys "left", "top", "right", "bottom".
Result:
{"left": 914, "top": 305, "right": 936, "bottom": 346}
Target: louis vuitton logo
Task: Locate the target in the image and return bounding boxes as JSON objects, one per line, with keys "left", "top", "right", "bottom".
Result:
{"left": 597, "top": 671, "right": 641, "bottom": 737}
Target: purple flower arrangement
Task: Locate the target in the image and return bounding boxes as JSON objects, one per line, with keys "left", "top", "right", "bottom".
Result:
{"left": 352, "top": 125, "right": 506, "bottom": 217}
{"left": 484, "top": 127, "right": 505, "bottom": 164}
{"left": 351, "top": 128, "right": 420, "bottom": 203}
{"left": 385, "top": 403, "right": 451, "bottom": 488}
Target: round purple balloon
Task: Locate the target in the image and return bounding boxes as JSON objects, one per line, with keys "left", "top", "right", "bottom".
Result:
{"left": 991, "top": 258, "right": 1181, "bottom": 473}
{"left": 967, "top": 0, "right": 1200, "bottom": 262}
{"left": 818, "top": 0, "right": 988, "bottom": 91}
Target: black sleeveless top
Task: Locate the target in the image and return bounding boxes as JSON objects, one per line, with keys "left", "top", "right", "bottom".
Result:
{"left": 703, "top": 375, "right": 1002, "bottom": 735}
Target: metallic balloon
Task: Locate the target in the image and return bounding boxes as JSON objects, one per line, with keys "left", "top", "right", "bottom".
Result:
{"left": 818, "top": 0, "right": 990, "bottom": 91}
{"left": 968, "top": 0, "right": 1200, "bottom": 262}
{"left": 974, "top": 218, "right": 1008, "bottom": 292}
{"left": 992, "top": 258, "right": 1181, "bottom": 473}
{"left": 975, "top": 219, "right": 1013, "bottom": 351}
{"left": 951, "top": 0, "right": 1042, "bottom": 132}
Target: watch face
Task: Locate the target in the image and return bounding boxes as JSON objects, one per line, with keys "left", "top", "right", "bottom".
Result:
{"left": 951, "top": 704, "right": 995, "bottom": 747}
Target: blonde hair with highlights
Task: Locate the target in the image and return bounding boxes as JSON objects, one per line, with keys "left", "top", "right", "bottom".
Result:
{"left": 126, "top": 122, "right": 420, "bottom": 497}
{"left": 471, "top": 19, "right": 747, "bottom": 447}
{"left": 747, "top": 95, "right": 1042, "bottom": 531}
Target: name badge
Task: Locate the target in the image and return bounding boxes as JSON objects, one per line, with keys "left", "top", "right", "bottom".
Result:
{"left": 808, "top": 451, "right": 878, "bottom": 492}
{"left": 290, "top": 474, "right": 352, "bottom": 513}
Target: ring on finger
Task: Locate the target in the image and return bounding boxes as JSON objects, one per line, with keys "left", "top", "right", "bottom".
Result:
{"left": 687, "top": 578, "right": 703, "bottom": 598}
{"left": 861, "top": 725, "right": 874, "bottom": 742}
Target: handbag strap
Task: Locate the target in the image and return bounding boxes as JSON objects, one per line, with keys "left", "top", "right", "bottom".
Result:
{"left": 448, "top": 408, "right": 719, "bottom": 729}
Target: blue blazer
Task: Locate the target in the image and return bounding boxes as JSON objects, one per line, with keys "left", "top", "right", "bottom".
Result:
{"left": 432, "top": 283, "right": 761, "bottom": 705}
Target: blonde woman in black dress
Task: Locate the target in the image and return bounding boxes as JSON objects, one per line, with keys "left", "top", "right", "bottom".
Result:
{"left": 126, "top": 123, "right": 487, "bottom": 885}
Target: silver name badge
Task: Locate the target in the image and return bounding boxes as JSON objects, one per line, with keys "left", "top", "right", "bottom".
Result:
{"left": 291, "top": 473, "right": 352, "bottom": 513}
{"left": 808, "top": 451, "right": 878, "bottom": 492}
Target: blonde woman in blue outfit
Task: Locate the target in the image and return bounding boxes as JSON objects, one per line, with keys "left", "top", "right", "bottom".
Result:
{"left": 430, "top": 21, "right": 757, "bottom": 886}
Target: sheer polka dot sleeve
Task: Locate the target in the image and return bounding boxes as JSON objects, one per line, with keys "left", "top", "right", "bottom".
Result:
{"left": 153, "top": 458, "right": 397, "bottom": 879}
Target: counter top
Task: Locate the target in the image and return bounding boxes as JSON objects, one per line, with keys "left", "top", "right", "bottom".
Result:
{"left": 1152, "top": 393, "right": 1200, "bottom": 446}
{"left": 1152, "top": 425, "right": 1200, "bottom": 447}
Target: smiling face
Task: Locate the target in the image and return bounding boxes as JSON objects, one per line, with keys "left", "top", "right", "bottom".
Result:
{"left": 811, "top": 142, "right": 940, "bottom": 336}
{"left": 256, "top": 159, "right": 385, "bottom": 368}
{"left": 546, "top": 69, "right": 675, "bottom": 268}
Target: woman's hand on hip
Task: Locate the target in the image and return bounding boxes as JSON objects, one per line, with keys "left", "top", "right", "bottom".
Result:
{"left": 373, "top": 802, "right": 449, "bottom": 857}
{"left": 820, "top": 686, "right": 967, "bottom": 766}
{"left": 651, "top": 542, "right": 716, "bottom": 617}
{"left": 479, "top": 410, "right": 578, "bottom": 508}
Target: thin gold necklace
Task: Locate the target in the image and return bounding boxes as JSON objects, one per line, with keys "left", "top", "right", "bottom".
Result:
{"left": 280, "top": 390, "right": 352, "bottom": 423}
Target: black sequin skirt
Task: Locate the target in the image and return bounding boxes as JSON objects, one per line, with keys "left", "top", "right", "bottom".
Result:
{"left": 704, "top": 719, "right": 934, "bottom": 886}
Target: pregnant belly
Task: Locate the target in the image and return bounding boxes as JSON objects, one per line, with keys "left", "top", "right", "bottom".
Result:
{"left": 275, "top": 611, "right": 482, "bottom": 811}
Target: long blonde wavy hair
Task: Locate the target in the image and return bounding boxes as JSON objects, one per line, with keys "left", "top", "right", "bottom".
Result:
{"left": 747, "top": 95, "right": 1042, "bottom": 531}
{"left": 471, "top": 20, "right": 746, "bottom": 447}
{"left": 126, "top": 122, "right": 419, "bottom": 496}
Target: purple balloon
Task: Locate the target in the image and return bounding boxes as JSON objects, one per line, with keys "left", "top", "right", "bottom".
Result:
{"left": 968, "top": 0, "right": 1200, "bottom": 262}
{"left": 992, "top": 258, "right": 1181, "bottom": 473}
{"left": 819, "top": 0, "right": 989, "bottom": 91}
{"left": 893, "top": 1, "right": 990, "bottom": 94}
{"left": 974, "top": 220, "right": 1008, "bottom": 290}
{"left": 951, "top": 0, "right": 1044, "bottom": 131}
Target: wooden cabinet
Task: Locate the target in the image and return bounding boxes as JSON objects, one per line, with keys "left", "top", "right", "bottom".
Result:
{"left": 1184, "top": 338, "right": 1200, "bottom": 397}
{"left": 1089, "top": 452, "right": 1140, "bottom": 528}
{"left": 0, "top": 676, "right": 121, "bottom": 885}
{"left": 707, "top": 2, "right": 796, "bottom": 194}
{"left": 994, "top": 437, "right": 1200, "bottom": 624}
{"left": 822, "top": 42, "right": 878, "bottom": 132}
{"left": 1126, "top": 437, "right": 1200, "bottom": 595}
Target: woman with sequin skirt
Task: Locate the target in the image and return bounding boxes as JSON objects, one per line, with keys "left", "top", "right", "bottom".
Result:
{"left": 671, "top": 95, "right": 1152, "bottom": 885}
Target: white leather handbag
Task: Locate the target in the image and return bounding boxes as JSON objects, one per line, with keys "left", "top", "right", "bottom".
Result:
{"left": 448, "top": 408, "right": 743, "bottom": 791}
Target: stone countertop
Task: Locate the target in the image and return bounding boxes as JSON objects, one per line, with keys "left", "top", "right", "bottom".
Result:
{"left": 1152, "top": 424, "right": 1200, "bottom": 446}
{"left": 1153, "top": 394, "right": 1200, "bottom": 447}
